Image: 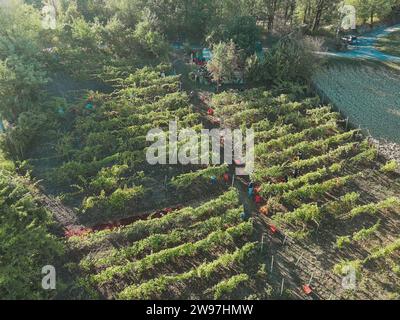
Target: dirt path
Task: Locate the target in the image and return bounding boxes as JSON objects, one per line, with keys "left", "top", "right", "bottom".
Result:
{"left": 317, "top": 24, "right": 400, "bottom": 62}
{"left": 17, "top": 175, "right": 83, "bottom": 235}
{"left": 38, "top": 192, "right": 81, "bottom": 229}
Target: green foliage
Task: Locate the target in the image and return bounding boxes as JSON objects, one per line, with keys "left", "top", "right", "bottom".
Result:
{"left": 134, "top": 11, "right": 170, "bottom": 59}
{"left": 43, "top": 67, "right": 207, "bottom": 223}
{"left": 225, "top": 16, "right": 261, "bottom": 55}
{"left": 207, "top": 41, "right": 239, "bottom": 87}
{"left": 349, "top": 197, "right": 400, "bottom": 218}
{"left": 245, "top": 54, "right": 264, "bottom": 84}
{"left": 275, "top": 203, "right": 322, "bottom": 225}
{"left": 170, "top": 164, "right": 229, "bottom": 190}
{"left": 69, "top": 189, "right": 240, "bottom": 250}
{"left": 82, "top": 185, "right": 145, "bottom": 214}
{"left": 1, "top": 111, "right": 51, "bottom": 160}
{"left": 89, "top": 164, "right": 129, "bottom": 192}
{"left": 333, "top": 259, "right": 362, "bottom": 278}
{"left": 352, "top": 220, "right": 381, "bottom": 241}
{"left": 380, "top": 160, "right": 398, "bottom": 173}
{"left": 92, "top": 220, "right": 253, "bottom": 286}
{"left": 349, "top": 0, "right": 398, "bottom": 24}
{"left": 336, "top": 235, "right": 351, "bottom": 248}
{"left": 246, "top": 35, "right": 321, "bottom": 86}
{"left": 0, "top": 158, "right": 63, "bottom": 299}
{"left": 212, "top": 273, "right": 249, "bottom": 299}
{"left": 211, "top": 87, "right": 385, "bottom": 241}
{"left": 80, "top": 207, "right": 242, "bottom": 271}
{"left": 117, "top": 242, "right": 256, "bottom": 300}
{"left": 0, "top": 3, "right": 47, "bottom": 121}
{"left": 367, "top": 238, "right": 400, "bottom": 261}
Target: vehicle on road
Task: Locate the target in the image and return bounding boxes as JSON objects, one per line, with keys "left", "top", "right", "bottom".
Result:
{"left": 341, "top": 35, "right": 358, "bottom": 45}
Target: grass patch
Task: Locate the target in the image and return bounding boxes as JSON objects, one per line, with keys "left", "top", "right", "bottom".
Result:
{"left": 313, "top": 59, "right": 400, "bottom": 142}
{"left": 375, "top": 30, "right": 400, "bottom": 57}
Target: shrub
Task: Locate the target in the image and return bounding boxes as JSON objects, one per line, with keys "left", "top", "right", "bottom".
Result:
{"left": 336, "top": 236, "right": 351, "bottom": 249}
{"left": 0, "top": 164, "right": 64, "bottom": 299}
{"left": 380, "top": 160, "right": 398, "bottom": 173}
{"left": 246, "top": 34, "right": 322, "bottom": 86}
{"left": 212, "top": 274, "right": 249, "bottom": 299}
{"left": 1, "top": 111, "right": 51, "bottom": 160}
{"left": 81, "top": 185, "right": 145, "bottom": 217}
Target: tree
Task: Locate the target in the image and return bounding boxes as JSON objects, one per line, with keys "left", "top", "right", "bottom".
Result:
{"left": 267, "top": 34, "right": 320, "bottom": 84}
{"left": 246, "top": 34, "right": 321, "bottom": 86}
{"left": 267, "top": 0, "right": 279, "bottom": 31}
{"left": 226, "top": 16, "right": 261, "bottom": 55}
{"left": 349, "top": 0, "right": 399, "bottom": 25}
{"left": 245, "top": 54, "right": 265, "bottom": 84}
{"left": 0, "top": 2, "right": 48, "bottom": 121}
{"left": 0, "top": 157, "right": 64, "bottom": 299}
{"left": 207, "top": 41, "right": 239, "bottom": 91}
{"left": 133, "top": 10, "right": 169, "bottom": 59}
{"left": 295, "top": 0, "right": 341, "bottom": 31}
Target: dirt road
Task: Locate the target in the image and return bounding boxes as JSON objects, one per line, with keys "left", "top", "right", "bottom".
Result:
{"left": 317, "top": 24, "right": 400, "bottom": 62}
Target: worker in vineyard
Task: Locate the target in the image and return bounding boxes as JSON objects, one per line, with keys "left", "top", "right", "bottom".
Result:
{"left": 241, "top": 203, "right": 250, "bottom": 221}
{"left": 248, "top": 182, "right": 254, "bottom": 197}
{"left": 297, "top": 151, "right": 303, "bottom": 159}
{"left": 57, "top": 106, "right": 65, "bottom": 116}
{"left": 255, "top": 194, "right": 262, "bottom": 204}
{"left": 223, "top": 173, "right": 229, "bottom": 182}
{"left": 259, "top": 204, "right": 269, "bottom": 216}
{"left": 85, "top": 95, "right": 95, "bottom": 111}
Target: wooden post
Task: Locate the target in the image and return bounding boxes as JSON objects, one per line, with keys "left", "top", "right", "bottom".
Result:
{"left": 164, "top": 175, "right": 168, "bottom": 190}
{"left": 345, "top": 117, "right": 349, "bottom": 130}
{"left": 280, "top": 278, "right": 285, "bottom": 296}
{"left": 261, "top": 234, "right": 265, "bottom": 253}
{"left": 270, "top": 255, "right": 274, "bottom": 273}
{"left": 308, "top": 272, "right": 314, "bottom": 286}
{"left": 296, "top": 252, "right": 304, "bottom": 266}
{"left": 377, "top": 140, "right": 380, "bottom": 157}
{"left": 231, "top": 174, "right": 235, "bottom": 188}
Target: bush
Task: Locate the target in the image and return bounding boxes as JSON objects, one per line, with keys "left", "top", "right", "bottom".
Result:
{"left": 336, "top": 236, "right": 351, "bottom": 249}
{"left": 225, "top": 16, "right": 261, "bottom": 55}
{"left": 1, "top": 111, "right": 51, "bottom": 160}
{"left": 246, "top": 34, "right": 323, "bottom": 86}
{"left": 0, "top": 162, "right": 64, "bottom": 299}
{"left": 380, "top": 160, "right": 398, "bottom": 173}
{"left": 81, "top": 185, "right": 146, "bottom": 218}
